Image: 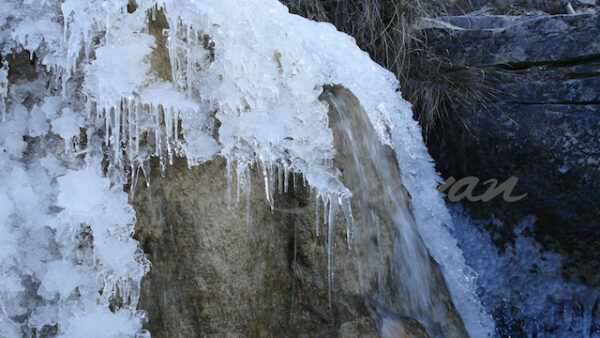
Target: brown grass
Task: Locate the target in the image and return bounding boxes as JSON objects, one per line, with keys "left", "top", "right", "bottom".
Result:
{"left": 281, "top": 0, "right": 489, "bottom": 140}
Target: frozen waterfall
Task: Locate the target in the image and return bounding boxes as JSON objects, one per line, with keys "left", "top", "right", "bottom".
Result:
{"left": 0, "top": 0, "right": 493, "bottom": 336}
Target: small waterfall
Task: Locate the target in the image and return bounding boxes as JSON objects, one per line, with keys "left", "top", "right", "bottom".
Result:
{"left": 321, "top": 85, "right": 467, "bottom": 336}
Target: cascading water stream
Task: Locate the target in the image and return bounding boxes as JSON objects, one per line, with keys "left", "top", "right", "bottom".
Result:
{"left": 321, "top": 85, "right": 466, "bottom": 336}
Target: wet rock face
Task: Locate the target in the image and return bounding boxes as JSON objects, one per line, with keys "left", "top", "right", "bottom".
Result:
{"left": 425, "top": 13, "right": 600, "bottom": 284}
{"left": 131, "top": 152, "right": 465, "bottom": 337}
{"left": 132, "top": 156, "right": 377, "bottom": 337}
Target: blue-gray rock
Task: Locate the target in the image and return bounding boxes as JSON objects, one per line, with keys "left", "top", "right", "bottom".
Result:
{"left": 424, "top": 13, "right": 600, "bottom": 286}
{"left": 427, "top": 13, "right": 600, "bottom": 67}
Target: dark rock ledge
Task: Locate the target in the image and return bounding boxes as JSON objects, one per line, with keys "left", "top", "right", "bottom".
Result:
{"left": 424, "top": 13, "right": 600, "bottom": 285}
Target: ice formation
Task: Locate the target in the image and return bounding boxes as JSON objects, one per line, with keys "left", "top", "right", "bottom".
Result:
{"left": 450, "top": 205, "right": 600, "bottom": 336}
{"left": 0, "top": 0, "right": 493, "bottom": 336}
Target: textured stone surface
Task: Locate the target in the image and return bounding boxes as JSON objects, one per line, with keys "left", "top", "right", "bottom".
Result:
{"left": 131, "top": 155, "right": 466, "bottom": 337}
{"left": 449, "top": 0, "right": 598, "bottom": 15}
{"left": 425, "top": 13, "right": 600, "bottom": 285}
{"left": 132, "top": 156, "right": 342, "bottom": 337}
{"left": 427, "top": 13, "right": 600, "bottom": 67}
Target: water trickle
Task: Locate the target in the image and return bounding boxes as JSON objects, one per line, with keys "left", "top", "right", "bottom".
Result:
{"left": 321, "top": 85, "right": 461, "bottom": 335}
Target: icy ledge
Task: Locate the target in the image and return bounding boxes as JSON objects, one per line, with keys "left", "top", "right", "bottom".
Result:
{"left": 0, "top": 0, "right": 493, "bottom": 336}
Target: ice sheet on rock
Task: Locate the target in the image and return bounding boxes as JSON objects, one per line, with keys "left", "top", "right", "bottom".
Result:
{"left": 450, "top": 204, "right": 600, "bottom": 337}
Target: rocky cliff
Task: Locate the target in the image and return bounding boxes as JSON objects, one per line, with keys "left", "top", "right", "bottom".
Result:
{"left": 425, "top": 13, "right": 600, "bottom": 286}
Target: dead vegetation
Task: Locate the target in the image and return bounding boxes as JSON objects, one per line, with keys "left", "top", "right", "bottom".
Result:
{"left": 281, "top": 0, "right": 489, "bottom": 140}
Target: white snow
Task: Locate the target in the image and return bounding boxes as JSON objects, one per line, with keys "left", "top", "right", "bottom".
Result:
{"left": 51, "top": 108, "right": 83, "bottom": 149}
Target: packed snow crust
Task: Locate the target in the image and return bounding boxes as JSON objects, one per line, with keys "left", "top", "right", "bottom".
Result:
{"left": 0, "top": 0, "right": 493, "bottom": 336}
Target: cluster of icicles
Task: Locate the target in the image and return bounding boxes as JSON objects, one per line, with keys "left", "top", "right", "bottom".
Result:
{"left": 78, "top": 2, "right": 359, "bottom": 303}
{"left": 224, "top": 157, "right": 356, "bottom": 305}
{"left": 50, "top": 0, "right": 356, "bottom": 323}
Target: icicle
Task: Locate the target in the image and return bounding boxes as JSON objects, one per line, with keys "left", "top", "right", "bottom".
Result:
{"left": 147, "top": 104, "right": 166, "bottom": 176}
{"left": 134, "top": 102, "right": 140, "bottom": 154}
{"left": 151, "top": 105, "right": 158, "bottom": 156}
{"left": 159, "top": 154, "right": 166, "bottom": 177}
{"left": 293, "top": 173, "right": 298, "bottom": 191}
{"left": 186, "top": 25, "right": 194, "bottom": 95}
{"left": 245, "top": 173, "right": 252, "bottom": 226}
{"left": 277, "top": 162, "right": 283, "bottom": 194}
{"left": 314, "top": 193, "right": 320, "bottom": 237}
{"left": 127, "top": 98, "right": 135, "bottom": 164}
{"left": 327, "top": 194, "right": 338, "bottom": 307}
{"left": 174, "top": 109, "right": 179, "bottom": 140}
{"left": 171, "top": 107, "right": 177, "bottom": 141}
{"left": 114, "top": 103, "right": 121, "bottom": 165}
{"left": 283, "top": 163, "right": 289, "bottom": 193}
{"left": 269, "top": 164, "right": 276, "bottom": 204}
{"left": 166, "top": 19, "right": 178, "bottom": 90}
{"left": 261, "top": 161, "right": 274, "bottom": 210}
{"left": 141, "top": 159, "right": 151, "bottom": 188}
{"left": 340, "top": 197, "right": 354, "bottom": 250}
{"left": 0, "top": 60, "right": 8, "bottom": 122}
{"left": 164, "top": 106, "right": 173, "bottom": 165}
{"left": 226, "top": 160, "right": 233, "bottom": 209}
{"left": 61, "top": 6, "right": 69, "bottom": 49}
{"left": 104, "top": 106, "right": 110, "bottom": 146}
{"left": 323, "top": 195, "right": 329, "bottom": 226}
{"left": 129, "top": 161, "right": 140, "bottom": 198}
{"left": 236, "top": 163, "right": 242, "bottom": 203}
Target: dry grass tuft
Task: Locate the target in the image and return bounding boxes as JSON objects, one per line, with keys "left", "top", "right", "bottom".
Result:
{"left": 281, "top": 0, "right": 489, "bottom": 140}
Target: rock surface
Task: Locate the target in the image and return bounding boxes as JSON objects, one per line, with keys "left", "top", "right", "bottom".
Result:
{"left": 425, "top": 13, "right": 600, "bottom": 285}
{"left": 131, "top": 155, "right": 466, "bottom": 337}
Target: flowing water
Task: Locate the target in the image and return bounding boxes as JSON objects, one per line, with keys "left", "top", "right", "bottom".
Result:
{"left": 321, "top": 85, "right": 467, "bottom": 337}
